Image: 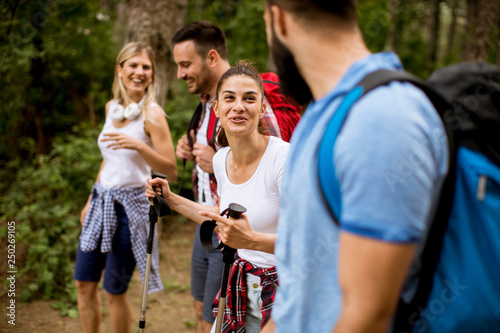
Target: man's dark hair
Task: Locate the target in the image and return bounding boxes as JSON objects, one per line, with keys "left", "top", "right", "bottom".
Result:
{"left": 265, "top": 0, "right": 357, "bottom": 27}
{"left": 172, "top": 20, "right": 228, "bottom": 60}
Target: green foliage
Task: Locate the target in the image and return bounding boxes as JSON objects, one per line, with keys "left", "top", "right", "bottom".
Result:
{"left": 164, "top": 80, "right": 198, "bottom": 195}
{"left": 395, "top": 1, "right": 434, "bottom": 78}
{"left": 488, "top": 24, "right": 500, "bottom": 64}
{"left": 1, "top": 4, "right": 117, "bottom": 313}
{"left": 358, "top": 0, "right": 392, "bottom": 52}
{"left": 0, "top": 0, "right": 117, "bottom": 163}
{"left": 186, "top": 0, "right": 269, "bottom": 71}
{"left": 184, "top": 318, "right": 197, "bottom": 328}
{"left": 0, "top": 124, "right": 101, "bottom": 315}
{"left": 224, "top": 0, "right": 269, "bottom": 72}
{"left": 1, "top": 0, "right": 498, "bottom": 318}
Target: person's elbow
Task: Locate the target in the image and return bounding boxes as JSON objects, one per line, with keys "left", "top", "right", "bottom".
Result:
{"left": 156, "top": 160, "right": 178, "bottom": 183}
{"left": 165, "top": 165, "right": 178, "bottom": 183}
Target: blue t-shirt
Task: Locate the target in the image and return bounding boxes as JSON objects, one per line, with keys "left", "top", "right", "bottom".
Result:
{"left": 273, "top": 52, "right": 448, "bottom": 332}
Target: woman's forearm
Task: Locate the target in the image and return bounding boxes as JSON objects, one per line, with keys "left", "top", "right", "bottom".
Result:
{"left": 138, "top": 142, "right": 178, "bottom": 181}
{"left": 166, "top": 192, "right": 219, "bottom": 224}
{"left": 251, "top": 232, "right": 276, "bottom": 254}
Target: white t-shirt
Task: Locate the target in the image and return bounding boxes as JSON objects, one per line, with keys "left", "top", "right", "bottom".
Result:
{"left": 213, "top": 136, "right": 290, "bottom": 268}
{"left": 196, "top": 100, "right": 216, "bottom": 206}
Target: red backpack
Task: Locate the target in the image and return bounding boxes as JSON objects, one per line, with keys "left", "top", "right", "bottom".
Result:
{"left": 260, "top": 72, "right": 302, "bottom": 142}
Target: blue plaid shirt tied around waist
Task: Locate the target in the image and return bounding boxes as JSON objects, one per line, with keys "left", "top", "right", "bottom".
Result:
{"left": 80, "top": 182, "right": 164, "bottom": 293}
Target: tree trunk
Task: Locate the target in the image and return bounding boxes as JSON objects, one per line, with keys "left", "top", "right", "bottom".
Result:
{"left": 429, "top": 0, "right": 442, "bottom": 69}
{"left": 388, "top": 0, "right": 404, "bottom": 53}
{"left": 445, "top": 0, "right": 460, "bottom": 60}
{"left": 497, "top": 5, "right": 500, "bottom": 66}
{"left": 497, "top": 39, "right": 500, "bottom": 66}
{"left": 463, "top": 0, "right": 499, "bottom": 61}
{"left": 29, "top": 38, "right": 47, "bottom": 155}
{"left": 124, "top": 0, "right": 187, "bottom": 108}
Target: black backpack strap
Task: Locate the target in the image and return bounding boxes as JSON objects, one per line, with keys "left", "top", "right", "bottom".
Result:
{"left": 177, "top": 102, "right": 203, "bottom": 194}
{"left": 359, "top": 69, "right": 451, "bottom": 112}
{"left": 187, "top": 102, "right": 203, "bottom": 148}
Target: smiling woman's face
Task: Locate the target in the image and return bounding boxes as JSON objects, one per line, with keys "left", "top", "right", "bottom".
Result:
{"left": 117, "top": 52, "right": 153, "bottom": 101}
{"left": 214, "top": 75, "right": 265, "bottom": 138}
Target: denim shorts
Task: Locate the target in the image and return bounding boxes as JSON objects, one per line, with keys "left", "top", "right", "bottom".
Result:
{"left": 191, "top": 224, "right": 224, "bottom": 322}
{"left": 74, "top": 203, "right": 136, "bottom": 295}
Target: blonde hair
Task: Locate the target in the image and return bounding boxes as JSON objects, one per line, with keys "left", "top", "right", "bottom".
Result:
{"left": 111, "top": 42, "right": 163, "bottom": 125}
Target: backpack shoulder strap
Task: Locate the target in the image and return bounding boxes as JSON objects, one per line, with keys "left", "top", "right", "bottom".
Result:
{"left": 207, "top": 104, "right": 219, "bottom": 150}
{"left": 318, "top": 85, "right": 364, "bottom": 223}
{"left": 177, "top": 102, "right": 204, "bottom": 194}
{"left": 187, "top": 102, "right": 203, "bottom": 147}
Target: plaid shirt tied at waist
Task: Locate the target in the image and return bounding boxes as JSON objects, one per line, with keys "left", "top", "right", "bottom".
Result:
{"left": 213, "top": 258, "right": 279, "bottom": 333}
{"left": 79, "top": 182, "right": 163, "bottom": 293}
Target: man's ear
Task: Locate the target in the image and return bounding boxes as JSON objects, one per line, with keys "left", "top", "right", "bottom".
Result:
{"left": 270, "top": 5, "right": 288, "bottom": 41}
{"left": 206, "top": 49, "right": 219, "bottom": 68}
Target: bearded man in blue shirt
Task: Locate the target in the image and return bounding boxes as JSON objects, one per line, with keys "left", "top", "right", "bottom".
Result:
{"left": 260, "top": 1, "right": 448, "bottom": 332}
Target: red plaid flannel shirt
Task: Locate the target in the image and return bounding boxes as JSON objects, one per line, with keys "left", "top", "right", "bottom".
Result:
{"left": 212, "top": 258, "right": 279, "bottom": 333}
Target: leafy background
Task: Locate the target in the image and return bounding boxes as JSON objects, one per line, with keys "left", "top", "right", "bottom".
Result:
{"left": 1, "top": 0, "right": 498, "bottom": 317}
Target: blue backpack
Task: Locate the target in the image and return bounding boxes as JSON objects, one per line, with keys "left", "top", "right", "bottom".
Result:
{"left": 318, "top": 62, "right": 500, "bottom": 333}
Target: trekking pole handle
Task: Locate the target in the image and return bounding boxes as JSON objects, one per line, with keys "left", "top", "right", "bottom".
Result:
{"left": 150, "top": 172, "right": 166, "bottom": 205}
{"left": 199, "top": 203, "right": 247, "bottom": 253}
{"left": 226, "top": 203, "right": 246, "bottom": 219}
{"left": 146, "top": 172, "right": 166, "bottom": 253}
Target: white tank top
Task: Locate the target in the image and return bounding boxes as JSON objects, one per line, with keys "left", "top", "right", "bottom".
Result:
{"left": 97, "top": 100, "right": 155, "bottom": 189}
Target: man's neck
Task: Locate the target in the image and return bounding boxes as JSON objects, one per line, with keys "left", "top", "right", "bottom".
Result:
{"left": 207, "top": 61, "right": 231, "bottom": 99}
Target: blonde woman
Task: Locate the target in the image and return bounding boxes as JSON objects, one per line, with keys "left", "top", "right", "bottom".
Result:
{"left": 74, "top": 42, "right": 177, "bottom": 333}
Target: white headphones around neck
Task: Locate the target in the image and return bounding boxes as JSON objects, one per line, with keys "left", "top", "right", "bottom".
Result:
{"left": 110, "top": 96, "right": 146, "bottom": 121}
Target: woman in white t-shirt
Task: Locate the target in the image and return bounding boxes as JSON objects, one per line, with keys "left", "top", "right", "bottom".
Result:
{"left": 146, "top": 61, "right": 289, "bottom": 333}
{"left": 75, "top": 42, "right": 177, "bottom": 333}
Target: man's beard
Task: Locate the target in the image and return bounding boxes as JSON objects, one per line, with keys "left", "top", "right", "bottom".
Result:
{"left": 189, "top": 62, "right": 215, "bottom": 96}
{"left": 270, "top": 28, "right": 312, "bottom": 106}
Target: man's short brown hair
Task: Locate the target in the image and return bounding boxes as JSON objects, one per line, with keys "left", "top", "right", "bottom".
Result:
{"left": 266, "top": 0, "right": 357, "bottom": 29}
{"left": 172, "top": 20, "right": 228, "bottom": 60}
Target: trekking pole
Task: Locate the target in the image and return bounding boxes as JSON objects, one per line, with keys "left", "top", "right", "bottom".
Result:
{"left": 139, "top": 171, "right": 171, "bottom": 332}
{"left": 199, "top": 203, "right": 247, "bottom": 333}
